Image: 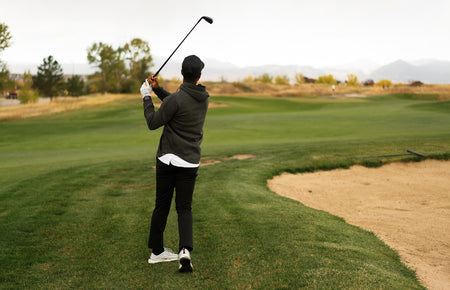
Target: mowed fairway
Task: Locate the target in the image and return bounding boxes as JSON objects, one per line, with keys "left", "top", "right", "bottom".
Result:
{"left": 1, "top": 93, "right": 449, "bottom": 288}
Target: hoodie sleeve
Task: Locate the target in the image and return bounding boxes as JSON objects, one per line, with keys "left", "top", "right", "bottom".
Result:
{"left": 143, "top": 95, "right": 178, "bottom": 130}
{"left": 153, "top": 86, "right": 171, "bottom": 101}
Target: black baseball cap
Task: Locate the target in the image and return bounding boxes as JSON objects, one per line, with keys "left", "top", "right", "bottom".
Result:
{"left": 181, "top": 55, "right": 204, "bottom": 80}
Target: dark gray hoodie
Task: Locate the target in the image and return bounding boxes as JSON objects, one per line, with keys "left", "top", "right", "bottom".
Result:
{"left": 143, "top": 82, "right": 209, "bottom": 164}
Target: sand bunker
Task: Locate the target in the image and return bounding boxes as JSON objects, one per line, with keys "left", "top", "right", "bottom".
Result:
{"left": 267, "top": 160, "right": 450, "bottom": 290}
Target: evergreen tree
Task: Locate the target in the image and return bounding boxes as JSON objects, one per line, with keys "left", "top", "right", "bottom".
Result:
{"left": 66, "top": 75, "right": 85, "bottom": 97}
{"left": 33, "top": 56, "right": 64, "bottom": 101}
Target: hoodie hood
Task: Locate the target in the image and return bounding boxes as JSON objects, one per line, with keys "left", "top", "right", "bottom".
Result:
{"left": 180, "top": 82, "right": 209, "bottom": 102}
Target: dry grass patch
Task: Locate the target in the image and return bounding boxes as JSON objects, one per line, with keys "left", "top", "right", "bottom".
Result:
{"left": 199, "top": 81, "right": 450, "bottom": 99}
{"left": 2, "top": 83, "right": 448, "bottom": 121}
{"left": 0, "top": 94, "right": 136, "bottom": 121}
{"left": 272, "top": 83, "right": 450, "bottom": 99}
{"left": 0, "top": 93, "right": 228, "bottom": 121}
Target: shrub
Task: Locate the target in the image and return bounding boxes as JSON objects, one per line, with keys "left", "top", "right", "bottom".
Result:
{"left": 18, "top": 71, "right": 39, "bottom": 103}
{"left": 18, "top": 87, "right": 39, "bottom": 103}
{"left": 275, "top": 75, "right": 290, "bottom": 85}
{"left": 376, "top": 79, "right": 393, "bottom": 88}
{"left": 346, "top": 74, "right": 359, "bottom": 87}
{"left": 409, "top": 81, "right": 424, "bottom": 87}
{"left": 256, "top": 73, "right": 273, "bottom": 84}
{"left": 317, "top": 74, "right": 337, "bottom": 85}
{"left": 243, "top": 75, "right": 255, "bottom": 83}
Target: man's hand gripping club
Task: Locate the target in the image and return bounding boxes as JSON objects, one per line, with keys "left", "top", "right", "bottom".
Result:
{"left": 140, "top": 75, "right": 160, "bottom": 99}
{"left": 140, "top": 79, "right": 152, "bottom": 99}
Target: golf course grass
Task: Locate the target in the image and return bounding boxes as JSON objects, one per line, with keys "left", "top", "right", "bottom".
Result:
{"left": 1, "top": 93, "right": 449, "bottom": 288}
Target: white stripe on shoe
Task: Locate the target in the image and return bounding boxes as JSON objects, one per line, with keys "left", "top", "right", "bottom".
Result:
{"left": 148, "top": 248, "right": 178, "bottom": 264}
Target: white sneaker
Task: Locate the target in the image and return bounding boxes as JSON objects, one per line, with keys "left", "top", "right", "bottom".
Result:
{"left": 178, "top": 248, "right": 193, "bottom": 272}
{"left": 148, "top": 248, "right": 178, "bottom": 264}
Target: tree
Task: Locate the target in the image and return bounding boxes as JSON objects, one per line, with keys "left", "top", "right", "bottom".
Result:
{"left": 87, "top": 42, "right": 127, "bottom": 94}
{"left": 346, "top": 74, "right": 359, "bottom": 86}
{"left": 275, "top": 75, "right": 290, "bottom": 85}
{"left": 376, "top": 79, "right": 393, "bottom": 88}
{"left": 19, "top": 70, "right": 39, "bottom": 103}
{"left": 0, "top": 23, "right": 13, "bottom": 94}
{"left": 124, "top": 38, "right": 152, "bottom": 81}
{"left": 316, "top": 74, "right": 337, "bottom": 85}
{"left": 0, "top": 62, "right": 13, "bottom": 94}
{"left": 33, "top": 55, "right": 64, "bottom": 101}
{"left": 256, "top": 73, "right": 273, "bottom": 84}
{"left": 66, "top": 75, "right": 85, "bottom": 97}
{"left": 362, "top": 79, "right": 374, "bottom": 86}
{"left": 121, "top": 38, "right": 153, "bottom": 93}
{"left": 294, "top": 73, "right": 305, "bottom": 84}
{"left": 243, "top": 75, "right": 255, "bottom": 83}
{"left": 0, "top": 23, "right": 12, "bottom": 52}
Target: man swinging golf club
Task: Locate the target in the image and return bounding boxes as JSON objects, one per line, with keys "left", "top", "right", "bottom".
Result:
{"left": 140, "top": 55, "right": 209, "bottom": 272}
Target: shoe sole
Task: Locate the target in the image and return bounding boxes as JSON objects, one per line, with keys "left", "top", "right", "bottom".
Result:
{"left": 148, "top": 258, "right": 178, "bottom": 264}
{"left": 179, "top": 257, "right": 193, "bottom": 273}
{"left": 148, "top": 256, "right": 178, "bottom": 264}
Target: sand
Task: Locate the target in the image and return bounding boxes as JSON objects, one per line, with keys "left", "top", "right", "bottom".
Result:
{"left": 267, "top": 160, "right": 450, "bottom": 290}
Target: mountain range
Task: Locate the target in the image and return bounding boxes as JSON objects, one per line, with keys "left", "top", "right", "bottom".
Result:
{"left": 181, "top": 58, "right": 450, "bottom": 84}
{"left": 7, "top": 58, "right": 450, "bottom": 84}
{"left": 199, "top": 59, "right": 450, "bottom": 84}
{"left": 369, "top": 60, "right": 450, "bottom": 84}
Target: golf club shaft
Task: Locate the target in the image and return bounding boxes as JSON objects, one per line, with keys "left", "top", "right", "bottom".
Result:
{"left": 350, "top": 149, "right": 425, "bottom": 159}
{"left": 153, "top": 18, "right": 203, "bottom": 77}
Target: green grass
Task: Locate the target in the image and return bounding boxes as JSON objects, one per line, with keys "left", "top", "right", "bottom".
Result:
{"left": 1, "top": 93, "right": 449, "bottom": 288}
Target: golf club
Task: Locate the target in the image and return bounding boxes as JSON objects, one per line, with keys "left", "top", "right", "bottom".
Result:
{"left": 153, "top": 16, "right": 213, "bottom": 77}
{"left": 350, "top": 149, "right": 425, "bottom": 159}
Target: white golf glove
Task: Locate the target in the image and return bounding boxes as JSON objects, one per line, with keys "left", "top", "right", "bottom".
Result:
{"left": 140, "top": 80, "right": 152, "bottom": 99}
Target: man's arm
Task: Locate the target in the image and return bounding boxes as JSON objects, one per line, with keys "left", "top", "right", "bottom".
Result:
{"left": 143, "top": 96, "right": 177, "bottom": 130}
{"left": 148, "top": 75, "right": 170, "bottom": 101}
{"left": 140, "top": 79, "right": 177, "bottom": 130}
{"left": 152, "top": 87, "right": 171, "bottom": 101}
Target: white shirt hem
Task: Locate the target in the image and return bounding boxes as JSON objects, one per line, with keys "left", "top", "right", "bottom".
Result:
{"left": 158, "top": 153, "right": 200, "bottom": 168}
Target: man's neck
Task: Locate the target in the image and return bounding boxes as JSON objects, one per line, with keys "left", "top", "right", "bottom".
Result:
{"left": 183, "top": 78, "right": 199, "bottom": 85}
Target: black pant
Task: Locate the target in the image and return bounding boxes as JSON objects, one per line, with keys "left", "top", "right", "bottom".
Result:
{"left": 148, "top": 159, "right": 198, "bottom": 253}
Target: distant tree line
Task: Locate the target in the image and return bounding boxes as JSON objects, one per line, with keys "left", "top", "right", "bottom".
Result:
{"left": 242, "top": 72, "right": 398, "bottom": 88}
{"left": 0, "top": 21, "right": 425, "bottom": 103}
{"left": 1, "top": 22, "right": 153, "bottom": 103}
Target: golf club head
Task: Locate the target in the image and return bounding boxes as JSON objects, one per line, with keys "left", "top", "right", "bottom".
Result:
{"left": 201, "top": 16, "right": 213, "bottom": 24}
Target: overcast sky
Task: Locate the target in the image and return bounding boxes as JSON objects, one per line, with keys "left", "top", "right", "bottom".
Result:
{"left": 1, "top": 0, "right": 449, "bottom": 70}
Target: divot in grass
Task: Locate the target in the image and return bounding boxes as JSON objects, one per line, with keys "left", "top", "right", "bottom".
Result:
{"left": 201, "top": 154, "right": 256, "bottom": 166}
